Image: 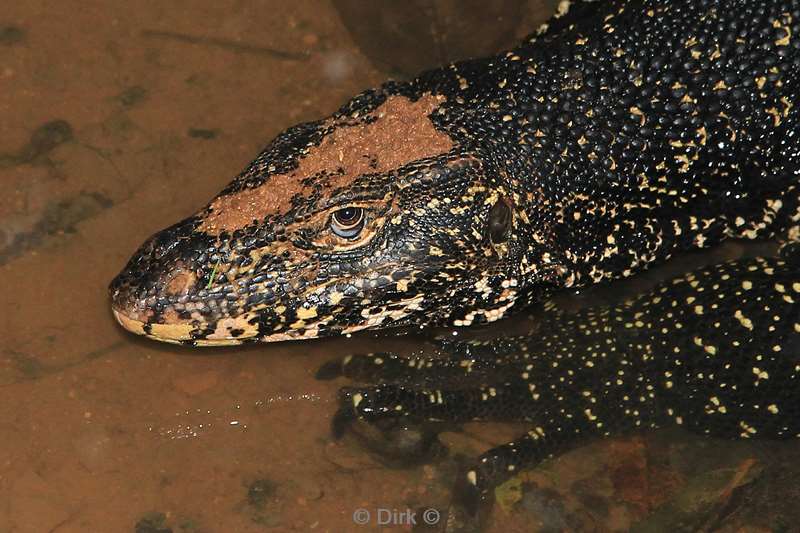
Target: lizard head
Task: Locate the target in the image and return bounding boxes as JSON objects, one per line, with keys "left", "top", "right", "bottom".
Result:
{"left": 109, "top": 91, "right": 561, "bottom": 344}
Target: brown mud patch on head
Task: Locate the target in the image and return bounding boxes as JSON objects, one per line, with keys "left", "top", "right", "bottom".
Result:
{"left": 199, "top": 93, "right": 453, "bottom": 235}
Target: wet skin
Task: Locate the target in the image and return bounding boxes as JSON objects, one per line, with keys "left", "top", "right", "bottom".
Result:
{"left": 110, "top": 1, "right": 800, "bottom": 529}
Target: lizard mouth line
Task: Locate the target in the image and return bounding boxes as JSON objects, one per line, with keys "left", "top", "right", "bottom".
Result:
{"left": 110, "top": 308, "right": 244, "bottom": 346}
{"left": 110, "top": 307, "right": 344, "bottom": 345}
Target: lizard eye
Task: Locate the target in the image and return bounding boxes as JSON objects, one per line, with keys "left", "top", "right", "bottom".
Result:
{"left": 330, "top": 207, "right": 365, "bottom": 239}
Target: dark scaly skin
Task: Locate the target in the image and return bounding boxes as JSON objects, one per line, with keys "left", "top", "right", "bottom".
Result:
{"left": 327, "top": 248, "right": 800, "bottom": 528}
{"left": 106, "top": 0, "right": 800, "bottom": 528}
{"left": 110, "top": 0, "right": 800, "bottom": 345}
{"left": 111, "top": 0, "right": 800, "bottom": 530}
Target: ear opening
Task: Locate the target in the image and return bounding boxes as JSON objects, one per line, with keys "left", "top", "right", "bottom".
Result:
{"left": 488, "top": 196, "right": 514, "bottom": 244}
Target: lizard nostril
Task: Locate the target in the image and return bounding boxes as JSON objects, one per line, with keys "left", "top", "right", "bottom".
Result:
{"left": 488, "top": 197, "right": 513, "bottom": 244}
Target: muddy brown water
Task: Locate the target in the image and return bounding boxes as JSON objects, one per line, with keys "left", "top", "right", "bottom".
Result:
{"left": 2, "top": 1, "right": 800, "bottom": 532}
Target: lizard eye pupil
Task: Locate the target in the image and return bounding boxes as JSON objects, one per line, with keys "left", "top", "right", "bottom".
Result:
{"left": 331, "top": 207, "right": 365, "bottom": 238}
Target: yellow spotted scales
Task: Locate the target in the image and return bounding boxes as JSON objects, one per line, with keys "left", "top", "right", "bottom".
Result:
{"left": 109, "top": 0, "right": 800, "bottom": 528}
